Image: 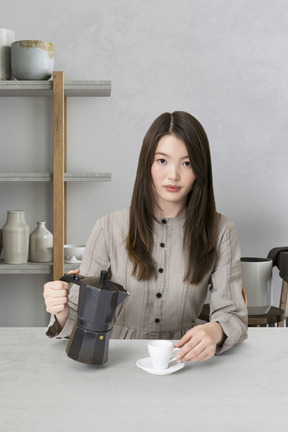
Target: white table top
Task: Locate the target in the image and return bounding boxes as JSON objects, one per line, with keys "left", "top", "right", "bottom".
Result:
{"left": 0, "top": 327, "right": 287, "bottom": 432}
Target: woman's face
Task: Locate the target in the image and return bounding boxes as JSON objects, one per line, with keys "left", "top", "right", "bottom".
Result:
{"left": 151, "top": 134, "right": 196, "bottom": 217}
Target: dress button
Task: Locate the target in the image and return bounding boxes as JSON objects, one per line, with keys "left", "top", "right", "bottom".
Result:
{"left": 161, "top": 219, "right": 167, "bottom": 224}
{"left": 155, "top": 318, "right": 160, "bottom": 323}
{"left": 156, "top": 293, "right": 162, "bottom": 299}
{"left": 158, "top": 268, "right": 164, "bottom": 273}
{"left": 160, "top": 242, "right": 165, "bottom": 248}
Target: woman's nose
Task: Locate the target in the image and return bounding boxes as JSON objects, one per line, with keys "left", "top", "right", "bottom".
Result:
{"left": 168, "top": 164, "right": 180, "bottom": 180}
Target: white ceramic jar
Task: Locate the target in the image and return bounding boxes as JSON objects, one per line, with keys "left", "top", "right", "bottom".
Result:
{"left": 29, "top": 222, "right": 53, "bottom": 262}
{"left": 2, "top": 210, "right": 30, "bottom": 264}
{"left": 0, "top": 28, "right": 15, "bottom": 80}
{"left": 11, "top": 40, "right": 54, "bottom": 80}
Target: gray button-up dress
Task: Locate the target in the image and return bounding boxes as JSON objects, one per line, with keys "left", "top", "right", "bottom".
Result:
{"left": 49, "top": 207, "right": 248, "bottom": 354}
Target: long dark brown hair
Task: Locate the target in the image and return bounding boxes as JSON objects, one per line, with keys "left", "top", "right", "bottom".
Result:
{"left": 126, "top": 111, "right": 218, "bottom": 284}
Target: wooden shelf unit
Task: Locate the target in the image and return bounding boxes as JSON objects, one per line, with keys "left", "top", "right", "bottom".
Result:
{"left": 0, "top": 72, "right": 112, "bottom": 279}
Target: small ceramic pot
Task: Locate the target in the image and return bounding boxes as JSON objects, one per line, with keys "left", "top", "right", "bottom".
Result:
{"left": 11, "top": 40, "right": 54, "bottom": 80}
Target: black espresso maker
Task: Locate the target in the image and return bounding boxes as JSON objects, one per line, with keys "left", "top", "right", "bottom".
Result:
{"left": 60, "top": 270, "right": 129, "bottom": 365}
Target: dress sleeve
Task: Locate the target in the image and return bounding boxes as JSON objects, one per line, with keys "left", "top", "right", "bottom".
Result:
{"left": 209, "top": 218, "right": 248, "bottom": 353}
{"left": 46, "top": 218, "right": 110, "bottom": 338}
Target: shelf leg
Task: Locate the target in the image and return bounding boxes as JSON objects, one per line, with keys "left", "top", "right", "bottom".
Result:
{"left": 64, "top": 96, "right": 67, "bottom": 246}
{"left": 53, "top": 71, "right": 65, "bottom": 280}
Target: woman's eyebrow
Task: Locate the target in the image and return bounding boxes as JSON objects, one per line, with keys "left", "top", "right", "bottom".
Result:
{"left": 155, "top": 152, "right": 168, "bottom": 156}
{"left": 154, "top": 152, "right": 189, "bottom": 159}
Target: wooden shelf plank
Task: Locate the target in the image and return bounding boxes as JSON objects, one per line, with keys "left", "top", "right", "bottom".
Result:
{"left": 0, "top": 260, "right": 79, "bottom": 275}
{"left": 0, "top": 173, "right": 52, "bottom": 181}
{"left": 65, "top": 173, "right": 111, "bottom": 182}
{"left": 0, "top": 79, "right": 111, "bottom": 97}
{"left": 0, "top": 173, "right": 111, "bottom": 182}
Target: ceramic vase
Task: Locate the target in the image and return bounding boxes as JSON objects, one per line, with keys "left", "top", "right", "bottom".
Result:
{"left": 0, "top": 28, "right": 15, "bottom": 80}
{"left": 29, "top": 221, "right": 53, "bottom": 262}
{"left": 2, "top": 210, "right": 30, "bottom": 264}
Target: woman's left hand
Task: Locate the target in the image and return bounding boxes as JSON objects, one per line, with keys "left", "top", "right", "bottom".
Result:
{"left": 174, "top": 322, "right": 225, "bottom": 362}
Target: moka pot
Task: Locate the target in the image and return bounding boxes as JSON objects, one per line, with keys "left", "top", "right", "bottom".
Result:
{"left": 60, "top": 270, "right": 129, "bottom": 365}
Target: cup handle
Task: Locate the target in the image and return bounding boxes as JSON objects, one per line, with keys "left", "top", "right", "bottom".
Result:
{"left": 170, "top": 347, "right": 181, "bottom": 363}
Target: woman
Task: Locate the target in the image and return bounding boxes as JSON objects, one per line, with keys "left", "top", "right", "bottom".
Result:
{"left": 44, "top": 111, "right": 248, "bottom": 362}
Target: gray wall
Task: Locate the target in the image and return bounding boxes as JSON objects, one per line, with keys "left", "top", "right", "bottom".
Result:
{"left": 1, "top": 0, "right": 287, "bottom": 326}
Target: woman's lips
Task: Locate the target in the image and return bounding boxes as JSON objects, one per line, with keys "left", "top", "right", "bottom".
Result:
{"left": 165, "top": 185, "right": 180, "bottom": 192}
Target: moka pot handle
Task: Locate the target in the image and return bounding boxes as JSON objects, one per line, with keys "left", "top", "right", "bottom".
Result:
{"left": 60, "top": 274, "right": 84, "bottom": 285}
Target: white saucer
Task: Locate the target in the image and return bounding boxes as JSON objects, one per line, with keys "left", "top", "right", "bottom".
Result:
{"left": 136, "top": 357, "right": 185, "bottom": 375}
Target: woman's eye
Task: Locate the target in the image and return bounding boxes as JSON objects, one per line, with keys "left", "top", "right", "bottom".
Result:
{"left": 157, "top": 159, "right": 166, "bottom": 164}
{"left": 183, "top": 161, "right": 190, "bottom": 167}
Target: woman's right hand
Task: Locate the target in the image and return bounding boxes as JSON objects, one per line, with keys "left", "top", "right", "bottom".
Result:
{"left": 43, "top": 268, "right": 80, "bottom": 328}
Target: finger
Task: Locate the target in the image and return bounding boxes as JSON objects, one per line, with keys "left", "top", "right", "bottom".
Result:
{"left": 176, "top": 337, "right": 202, "bottom": 361}
{"left": 174, "top": 329, "right": 196, "bottom": 348}
{"left": 47, "top": 296, "right": 68, "bottom": 306}
{"left": 187, "top": 349, "right": 212, "bottom": 362}
{"left": 177, "top": 343, "right": 203, "bottom": 362}
{"left": 44, "top": 280, "right": 70, "bottom": 291}
{"left": 67, "top": 268, "right": 80, "bottom": 275}
{"left": 44, "top": 288, "right": 68, "bottom": 299}
{"left": 45, "top": 295, "right": 68, "bottom": 312}
{"left": 181, "top": 337, "right": 216, "bottom": 362}
{"left": 177, "top": 328, "right": 210, "bottom": 359}
{"left": 46, "top": 302, "right": 67, "bottom": 315}
{"left": 188, "top": 344, "right": 214, "bottom": 362}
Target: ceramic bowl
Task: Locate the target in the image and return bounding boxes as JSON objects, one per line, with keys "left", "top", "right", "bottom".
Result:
{"left": 11, "top": 40, "right": 54, "bottom": 80}
{"left": 64, "top": 245, "right": 85, "bottom": 264}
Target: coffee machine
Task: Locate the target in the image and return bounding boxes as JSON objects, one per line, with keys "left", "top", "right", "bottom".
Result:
{"left": 60, "top": 270, "right": 129, "bottom": 365}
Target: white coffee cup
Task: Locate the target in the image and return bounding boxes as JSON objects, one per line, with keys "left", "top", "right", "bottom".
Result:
{"left": 148, "top": 340, "right": 180, "bottom": 370}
